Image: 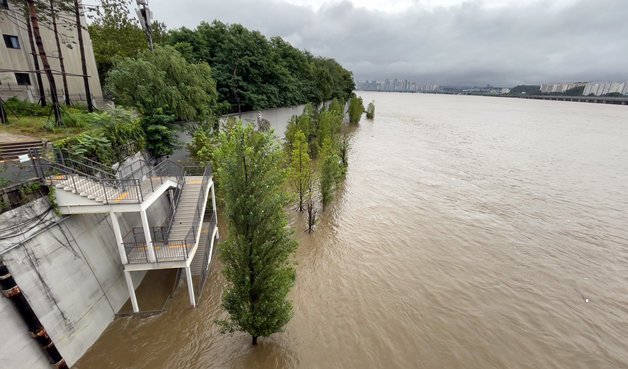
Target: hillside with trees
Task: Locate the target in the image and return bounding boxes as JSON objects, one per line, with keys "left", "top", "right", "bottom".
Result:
{"left": 167, "top": 21, "right": 355, "bottom": 113}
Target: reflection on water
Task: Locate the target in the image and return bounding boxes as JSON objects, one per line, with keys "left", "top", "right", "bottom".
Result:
{"left": 75, "top": 92, "right": 628, "bottom": 369}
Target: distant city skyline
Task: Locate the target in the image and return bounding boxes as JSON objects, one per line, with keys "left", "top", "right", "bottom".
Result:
{"left": 356, "top": 78, "right": 628, "bottom": 97}
{"left": 150, "top": 0, "right": 628, "bottom": 86}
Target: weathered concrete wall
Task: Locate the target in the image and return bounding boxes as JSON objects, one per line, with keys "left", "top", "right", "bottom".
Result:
{"left": 0, "top": 195, "right": 170, "bottom": 368}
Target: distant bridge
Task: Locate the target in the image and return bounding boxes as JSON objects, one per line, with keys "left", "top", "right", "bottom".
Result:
{"left": 519, "top": 95, "right": 628, "bottom": 105}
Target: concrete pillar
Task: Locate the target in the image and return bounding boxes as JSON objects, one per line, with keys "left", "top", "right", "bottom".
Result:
{"left": 211, "top": 183, "right": 219, "bottom": 239}
{"left": 185, "top": 266, "right": 196, "bottom": 308}
{"left": 110, "top": 212, "right": 128, "bottom": 264}
{"left": 140, "top": 210, "right": 156, "bottom": 263}
{"left": 124, "top": 271, "right": 139, "bottom": 313}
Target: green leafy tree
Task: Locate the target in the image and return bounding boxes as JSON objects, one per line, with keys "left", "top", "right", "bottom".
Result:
{"left": 88, "top": 0, "right": 166, "bottom": 82}
{"left": 106, "top": 45, "right": 218, "bottom": 121}
{"left": 319, "top": 137, "right": 342, "bottom": 210}
{"left": 339, "top": 133, "right": 350, "bottom": 173}
{"left": 366, "top": 102, "right": 375, "bottom": 119}
{"left": 168, "top": 21, "right": 355, "bottom": 112}
{"left": 288, "top": 131, "right": 312, "bottom": 211}
{"left": 216, "top": 122, "right": 298, "bottom": 345}
{"left": 187, "top": 128, "right": 218, "bottom": 166}
{"left": 141, "top": 109, "right": 178, "bottom": 158}
{"left": 348, "top": 96, "right": 365, "bottom": 123}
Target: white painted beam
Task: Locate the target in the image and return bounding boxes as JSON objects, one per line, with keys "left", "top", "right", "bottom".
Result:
{"left": 109, "top": 212, "right": 128, "bottom": 264}
{"left": 185, "top": 266, "right": 196, "bottom": 308}
{"left": 124, "top": 271, "right": 139, "bottom": 313}
{"left": 140, "top": 210, "right": 156, "bottom": 263}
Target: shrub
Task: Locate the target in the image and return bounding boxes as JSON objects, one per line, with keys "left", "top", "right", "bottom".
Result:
{"left": 4, "top": 97, "right": 50, "bottom": 116}
{"left": 366, "top": 102, "right": 375, "bottom": 119}
{"left": 348, "top": 96, "right": 364, "bottom": 123}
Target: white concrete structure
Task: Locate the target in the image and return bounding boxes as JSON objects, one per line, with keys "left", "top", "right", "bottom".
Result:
{"left": 0, "top": 0, "right": 103, "bottom": 104}
{"left": 31, "top": 148, "right": 219, "bottom": 313}
{"left": 0, "top": 196, "right": 169, "bottom": 368}
{"left": 583, "top": 81, "right": 628, "bottom": 96}
{"left": 539, "top": 82, "right": 586, "bottom": 94}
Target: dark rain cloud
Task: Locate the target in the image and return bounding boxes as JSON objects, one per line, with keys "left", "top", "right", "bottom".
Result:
{"left": 150, "top": 0, "right": 628, "bottom": 86}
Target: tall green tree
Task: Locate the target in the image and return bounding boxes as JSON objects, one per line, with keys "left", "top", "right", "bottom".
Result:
{"left": 348, "top": 96, "right": 365, "bottom": 124}
{"left": 288, "top": 131, "right": 312, "bottom": 211}
{"left": 319, "top": 137, "right": 342, "bottom": 210}
{"left": 168, "top": 21, "right": 355, "bottom": 112}
{"left": 366, "top": 102, "right": 375, "bottom": 119}
{"left": 106, "top": 45, "right": 218, "bottom": 121}
{"left": 216, "top": 122, "right": 298, "bottom": 345}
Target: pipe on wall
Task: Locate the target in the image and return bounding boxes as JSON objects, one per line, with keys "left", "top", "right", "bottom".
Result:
{"left": 0, "top": 261, "right": 68, "bottom": 369}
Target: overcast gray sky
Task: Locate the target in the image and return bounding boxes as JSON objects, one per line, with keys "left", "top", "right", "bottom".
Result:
{"left": 148, "top": 0, "right": 628, "bottom": 87}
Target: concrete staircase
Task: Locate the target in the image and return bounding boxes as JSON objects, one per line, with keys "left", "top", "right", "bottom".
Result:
{"left": 168, "top": 177, "right": 202, "bottom": 242}
{"left": 190, "top": 222, "right": 212, "bottom": 276}
{"left": 48, "top": 174, "right": 133, "bottom": 204}
{"left": 0, "top": 140, "right": 43, "bottom": 161}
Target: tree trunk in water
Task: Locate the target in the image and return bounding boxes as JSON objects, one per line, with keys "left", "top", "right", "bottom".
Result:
{"left": 74, "top": 0, "right": 93, "bottom": 112}
{"left": 252, "top": 336, "right": 258, "bottom": 345}
{"left": 24, "top": 8, "right": 45, "bottom": 107}
{"left": 26, "top": 0, "right": 61, "bottom": 124}
{"left": 49, "top": 0, "right": 70, "bottom": 105}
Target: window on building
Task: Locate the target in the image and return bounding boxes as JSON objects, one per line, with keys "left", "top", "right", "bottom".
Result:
{"left": 3, "top": 35, "right": 20, "bottom": 49}
{"left": 1, "top": 0, "right": 9, "bottom": 10}
{"left": 15, "top": 73, "right": 31, "bottom": 86}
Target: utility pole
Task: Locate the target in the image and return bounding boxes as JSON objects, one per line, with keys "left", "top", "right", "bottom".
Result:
{"left": 135, "top": 0, "right": 153, "bottom": 51}
{"left": 74, "top": 0, "right": 94, "bottom": 112}
{"left": 24, "top": 7, "right": 46, "bottom": 107}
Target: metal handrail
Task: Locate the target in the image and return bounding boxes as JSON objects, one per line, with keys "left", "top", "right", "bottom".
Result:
{"left": 30, "top": 146, "right": 187, "bottom": 205}
{"left": 121, "top": 163, "right": 213, "bottom": 264}
{"left": 36, "top": 160, "right": 143, "bottom": 203}
{"left": 52, "top": 147, "right": 116, "bottom": 178}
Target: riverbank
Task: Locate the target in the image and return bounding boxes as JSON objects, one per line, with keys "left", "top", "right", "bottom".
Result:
{"left": 75, "top": 92, "right": 628, "bottom": 369}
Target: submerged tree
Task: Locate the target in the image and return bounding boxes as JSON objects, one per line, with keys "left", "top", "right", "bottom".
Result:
{"left": 288, "top": 130, "right": 312, "bottom": 211}
{"left": 306, "top": 182, "right": 316, "bottom": 233}
{"left": 216, "top": 122, "right": 298, "bottom": 345}
{"left": 366, "top": 101, "right": 375, "bottom": 119}
{"left": 348, "top": 96, "right": 364, "bottom": 124}
{"left": 319, "top": 137, "right": 342, "bottom": 210}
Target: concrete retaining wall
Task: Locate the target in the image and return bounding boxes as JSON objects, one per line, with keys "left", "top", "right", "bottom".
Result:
{"left": 0, "top": 195, "right": 170, "bottom": 368}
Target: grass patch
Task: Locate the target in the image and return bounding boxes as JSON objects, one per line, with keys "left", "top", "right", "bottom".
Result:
{"left": 0, "top": 115, "right": 86, "bottom": 140}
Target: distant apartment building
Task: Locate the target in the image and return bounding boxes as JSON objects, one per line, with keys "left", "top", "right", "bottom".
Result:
{"left": 583, "top": 81, "right": 628, "bottom": 96}
{"left": 539, "top": 82, "right": 586, "bottom": 94}
{"left": 0, "top": 0, "right": 103, "bottom": 104}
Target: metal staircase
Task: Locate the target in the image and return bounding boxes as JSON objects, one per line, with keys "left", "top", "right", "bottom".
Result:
{"left": 30, "top": 147, "right": 185, "bottom": 205}
{"left": 28, "top": 146, "right": 218, "bottom": 311}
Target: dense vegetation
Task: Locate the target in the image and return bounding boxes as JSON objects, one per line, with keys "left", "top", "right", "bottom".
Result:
{"left": 215, "top": 122, "right": 297, "bottom": 345}
{"left": 88, "top": 0, "right": 167, "bottom": 83}
{"left": 167, "top": 21, "right": 355, "bottom": 112}
{"left": 509, "top": 85, "right": 541, "bottom": 95}
{"left": 106, "top": 45, "right": 219, "bottom": 121}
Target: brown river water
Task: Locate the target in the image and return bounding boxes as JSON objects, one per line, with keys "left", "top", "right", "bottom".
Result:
{"left": 75, "top": 92, "right": 628, "bottom": 368}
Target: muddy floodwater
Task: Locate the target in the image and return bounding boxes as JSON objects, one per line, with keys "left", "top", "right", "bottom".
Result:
{"left": 75, "top": 92, "right": 628, "bottom": 368}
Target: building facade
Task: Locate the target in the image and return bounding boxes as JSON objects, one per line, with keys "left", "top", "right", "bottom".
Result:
{"left": 0, "top": 0, "right": 103, "bottom": 105}
{"left": 583, "top": 81, "right": 628, "bottom": 96}
{"left": 539, "top": 82, "right": 586, "bottom": 94}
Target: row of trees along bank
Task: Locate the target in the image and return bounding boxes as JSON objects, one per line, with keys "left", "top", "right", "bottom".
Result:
{"left": 85, "top": 0, "right": 357, "bottom": 162}
{"left": 188, "top": 96, "right": 373, "bottom": 345}
{"left": 88, "top": 1, "right": 355, "bottom": 115}
{"left": 48, "top": 0, "right": 363, "bottom": 348}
